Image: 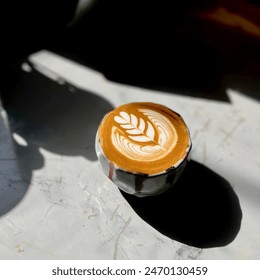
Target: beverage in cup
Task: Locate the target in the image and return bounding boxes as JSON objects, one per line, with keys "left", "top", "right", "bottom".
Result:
{"left": 95, "top": 102, "right": 191, "bottom": 197}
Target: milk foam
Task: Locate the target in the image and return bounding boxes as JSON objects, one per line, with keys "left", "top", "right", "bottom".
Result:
{"left": 111, "top": 108, "right": 178, "bottom": 161}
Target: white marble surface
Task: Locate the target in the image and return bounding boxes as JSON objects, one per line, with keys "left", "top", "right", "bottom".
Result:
{"left": 0, "top": 50, "right": 260, "bottom": 259}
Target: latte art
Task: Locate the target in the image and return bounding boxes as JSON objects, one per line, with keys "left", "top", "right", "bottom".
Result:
{"left": 98, "top": 102, "right": 191, "bottom": 175}
{"left": 112, "top": 109, "right": 178, "bottom": 161}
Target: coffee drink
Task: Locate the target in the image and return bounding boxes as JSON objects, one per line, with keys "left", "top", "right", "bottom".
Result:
{"left": 96, "top": 102, "right": 191, "bottom": 196}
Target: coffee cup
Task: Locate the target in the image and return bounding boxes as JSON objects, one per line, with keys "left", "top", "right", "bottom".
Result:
{"left": 95, "top": 102, "right": 191, "bottom": 197}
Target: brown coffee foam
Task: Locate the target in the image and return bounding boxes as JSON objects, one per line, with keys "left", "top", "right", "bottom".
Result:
{"left": 98, "top": 102, "right": 191, "bottom": 175}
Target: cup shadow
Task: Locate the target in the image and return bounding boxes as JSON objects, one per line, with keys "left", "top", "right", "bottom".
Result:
{"left": 120, "top": 160, "right": 243, "bottom": 248}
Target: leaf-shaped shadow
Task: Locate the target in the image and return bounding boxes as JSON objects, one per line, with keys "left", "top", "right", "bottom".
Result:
{"left": 121, "top": 160, "right": 242, "bottom": 248}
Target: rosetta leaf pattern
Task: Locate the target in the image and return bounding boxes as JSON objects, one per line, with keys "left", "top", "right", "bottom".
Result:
{"left": 111, "top": 108, "right": 177, "bottom": 161}
{"left": 114, "top": 111, "right": 156, "bottom": 143}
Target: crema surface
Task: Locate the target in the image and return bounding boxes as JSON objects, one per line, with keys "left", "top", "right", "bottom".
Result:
{"left": 98, "top": 103, "right": 191, "bottom": 175}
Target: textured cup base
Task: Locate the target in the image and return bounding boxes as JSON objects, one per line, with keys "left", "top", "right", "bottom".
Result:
{"left": 96, "top": 133, "right": 190, "bottom": 197}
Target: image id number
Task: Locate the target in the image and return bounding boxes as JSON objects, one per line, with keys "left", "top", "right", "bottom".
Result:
{"left": 144, "top": 266, "right": 208, "bottom": 276}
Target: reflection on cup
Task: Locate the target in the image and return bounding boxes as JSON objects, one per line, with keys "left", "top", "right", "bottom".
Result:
{"left": 95, "top": 102, "right": 192, "bottom": 197}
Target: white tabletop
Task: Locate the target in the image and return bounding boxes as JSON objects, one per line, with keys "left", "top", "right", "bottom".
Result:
{"left": 0, "top": 50, "right": 259, "bottom": 259}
